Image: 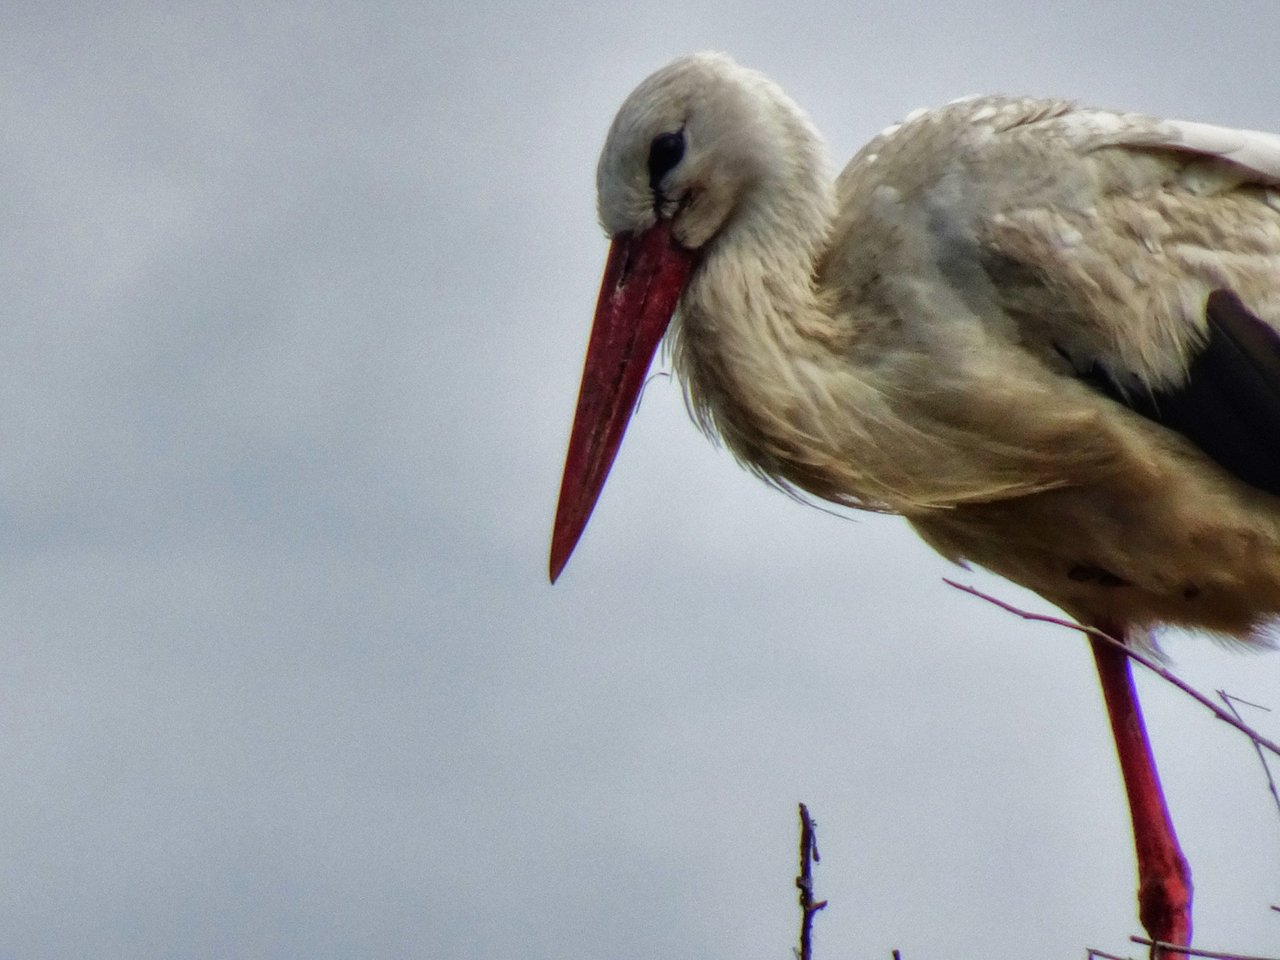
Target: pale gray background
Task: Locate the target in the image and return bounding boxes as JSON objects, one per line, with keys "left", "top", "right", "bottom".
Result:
{"left": 2, "top": 2, "right": 1279, "bottom": 957}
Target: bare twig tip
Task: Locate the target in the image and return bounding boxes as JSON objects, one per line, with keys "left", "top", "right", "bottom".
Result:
{"left": 943, "top": 579, "right": 1280, "bottom": 759}
{"left": 796, "top": 803, "right": 824, "bottom": 960}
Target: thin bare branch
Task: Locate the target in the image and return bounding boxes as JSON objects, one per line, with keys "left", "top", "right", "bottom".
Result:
{"left": 943, "top": 579, "right": 1280, "bottom": 759}
{"left": 1131, "top": 936, "right": 1280, "bottom": 960}
{"left": 1219, "top": 693, "right": 1271, "bottom": 713}
{"left": 1217, "top": 690, "right": 1280, "bottom": 821}
{"left": 795, "top": 803, "right": 827, "bottom": 960}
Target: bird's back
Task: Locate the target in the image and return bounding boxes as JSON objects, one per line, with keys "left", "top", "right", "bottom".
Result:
{"left": 818, "top": 96, "right": 1280, "bottom": 640}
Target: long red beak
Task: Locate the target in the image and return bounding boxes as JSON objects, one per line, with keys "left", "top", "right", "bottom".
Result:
{"left": 549, "top": 219, "right": 695, "bottom": 582}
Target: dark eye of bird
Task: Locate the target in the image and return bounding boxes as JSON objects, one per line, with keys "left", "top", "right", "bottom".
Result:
{"left": 647, "top": 130, "right": 685, "bottom": 191}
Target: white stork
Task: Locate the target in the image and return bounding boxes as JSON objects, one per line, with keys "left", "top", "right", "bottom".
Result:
{"left": 550, "top": 52, "right": 1280, "bottom": 953}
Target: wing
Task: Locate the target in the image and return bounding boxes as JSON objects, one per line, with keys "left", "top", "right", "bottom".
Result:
{"left": 970, "top": 102, "right": 1280, "bottom": 496}
{"left": 1081, "top": 290, "right": 1280, "bottom": 496}
{"left": 818, "top": 98, "right": 1280, "bottom": 507}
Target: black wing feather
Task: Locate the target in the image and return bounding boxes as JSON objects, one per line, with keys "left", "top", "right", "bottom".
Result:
{"left": 1082, "top": 289, "right": 1280, "bottom": 497}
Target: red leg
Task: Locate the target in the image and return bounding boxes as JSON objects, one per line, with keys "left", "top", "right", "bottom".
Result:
{"left": 1089, "top": 625, "right": 1192, "bottom": 957}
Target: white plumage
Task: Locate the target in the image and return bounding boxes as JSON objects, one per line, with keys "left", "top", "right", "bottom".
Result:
{"left": 553, "top": 51, "right": 1280, "bottom": 951}
{"left": 583, "top": 53, "right": 1280, "bottom": 639}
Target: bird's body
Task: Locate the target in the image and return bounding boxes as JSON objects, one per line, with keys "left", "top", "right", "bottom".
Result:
{"left": 552, "top": 52, "right": 1280, "bottom": 950}
{"left": 607, "top": 59, "right": 1280, "bottom": 639}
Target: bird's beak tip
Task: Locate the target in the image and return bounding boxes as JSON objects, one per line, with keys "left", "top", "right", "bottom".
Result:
{"left": 548, "top": 220, "right": 693, "bottom": 587}
{"left": 548, "top": 510, "right": 584, "bottom": 584}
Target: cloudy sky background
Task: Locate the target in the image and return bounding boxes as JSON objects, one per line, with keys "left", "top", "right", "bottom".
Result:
{"left": 3, "top": 2, "right": 1280, "bottom": 957}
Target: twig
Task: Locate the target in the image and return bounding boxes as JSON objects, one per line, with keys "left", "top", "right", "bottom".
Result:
{"left": 943, "top": 579, "right": 1280, "bottom": 759}
{"left": 1218, "top": 693, "right": 1271, "bottom": 712}
{"left": 796, "top": 803, "right": 827, "bottom": 960}
{"left": 1218, "top": 690, "right": 1280, "bottom": 822}
{"left": 1131, "top": 936, "right": 1280, "bottom": 960}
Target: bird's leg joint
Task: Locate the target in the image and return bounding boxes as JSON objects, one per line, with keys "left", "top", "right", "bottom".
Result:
{"left": 1137, "top": 852, "right": 1192, "bottom": 957}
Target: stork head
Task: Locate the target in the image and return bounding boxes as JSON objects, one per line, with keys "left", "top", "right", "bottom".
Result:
{"left": 594, "top": 52, "right": 789, "bottom": 249}
{"left": 550, "top": 53, "right": 810, "bottom": 582}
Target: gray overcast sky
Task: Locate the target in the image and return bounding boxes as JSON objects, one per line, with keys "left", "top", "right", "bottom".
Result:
{"left": 2, "top": 2, "right": 1280, "bottom": 957}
